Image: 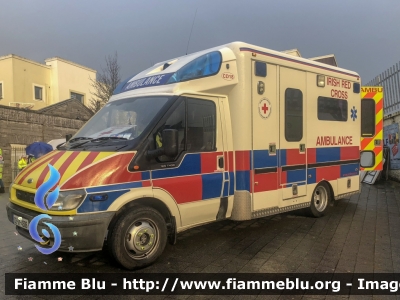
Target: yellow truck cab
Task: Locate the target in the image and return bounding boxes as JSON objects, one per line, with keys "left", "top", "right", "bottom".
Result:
{"left": 7, "top": 42, "right": 372, "bottom": 269}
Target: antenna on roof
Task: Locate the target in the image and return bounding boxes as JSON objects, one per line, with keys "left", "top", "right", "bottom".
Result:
{"left": 185, "top": 8, "right": 197, "bottom": 55}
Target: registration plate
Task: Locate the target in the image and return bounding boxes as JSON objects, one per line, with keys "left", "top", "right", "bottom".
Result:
{"left": 13, "top": 215, "right": 29, "bottom": 230}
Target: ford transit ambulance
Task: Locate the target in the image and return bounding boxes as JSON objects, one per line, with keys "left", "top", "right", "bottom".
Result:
{"left": 6, "top": 42, "right": 374, "bottom": 269}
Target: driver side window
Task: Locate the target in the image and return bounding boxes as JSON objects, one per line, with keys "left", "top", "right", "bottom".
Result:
{"left": 153, "top": 97, "right": 217, "bottom": 163}
{"left": 155, "top": 100, "right": 186, "bottom": 162}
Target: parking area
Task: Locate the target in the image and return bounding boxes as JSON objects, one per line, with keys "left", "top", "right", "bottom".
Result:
{"left": 1, "top": 180, "right": 400, "bottom": 299}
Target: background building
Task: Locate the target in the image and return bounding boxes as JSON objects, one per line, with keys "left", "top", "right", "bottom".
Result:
{"left": 282, "top": 49, "right": 338, "bottom": 67}
{"left": 0, "top": 54, "right": 96, "bottom": 109}
{"left": 0, "top": 99, "right": 93, "bottom": 188}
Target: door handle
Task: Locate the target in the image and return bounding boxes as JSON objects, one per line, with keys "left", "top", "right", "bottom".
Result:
{"left": 218, "top": 156, "right": 224, "bottom": 169}
{"left": 215, "top": 155, "right": 224, "bottom": 172}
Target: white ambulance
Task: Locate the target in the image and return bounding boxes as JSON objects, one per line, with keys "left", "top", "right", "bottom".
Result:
{"left": 7, "top": 42, "right": 374, "bottom": 270}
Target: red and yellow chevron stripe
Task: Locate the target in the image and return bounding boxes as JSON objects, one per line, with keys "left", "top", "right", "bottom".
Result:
{"left": 360, "top": 86, "right": 383, "bottom": 171}
{"left": 14, "top": 151, "right": 115, "bottom": 190}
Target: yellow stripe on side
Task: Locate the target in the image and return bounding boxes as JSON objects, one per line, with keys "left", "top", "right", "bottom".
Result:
{"left": 59, "top": 152, "right": 92, "bottom": 185}
{"left": 40, "top": 152, "right": 72, "bottom": 185}
{"left": 92, "top": 152, "right": 116, "bottom": 163}
{"left": 59, "top": 152, "right": 114, "bottom": 184}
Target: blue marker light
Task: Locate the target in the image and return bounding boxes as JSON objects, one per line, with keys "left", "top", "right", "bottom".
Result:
{"left": 90, "top": 194, "right": 108, "bottom": 201}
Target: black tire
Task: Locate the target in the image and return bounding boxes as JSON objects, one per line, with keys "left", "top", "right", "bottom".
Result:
{"left": 108, "top": 206, "right": 167, "bottom": 270}
{"left": 309, "top": 182, "right": 332, "bottom": 218}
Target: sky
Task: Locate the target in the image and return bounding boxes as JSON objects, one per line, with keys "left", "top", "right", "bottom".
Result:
{"left": 1, "top": 0, "right": 400, "bottom": 84}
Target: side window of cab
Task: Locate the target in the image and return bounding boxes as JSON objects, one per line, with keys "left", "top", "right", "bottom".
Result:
{"left": 153, "top": 97, "right": 217, "bottom": 163}
{"left": 186, "top": 98, "right": 216, "bottom": 152}
{"left": 155, "top": 100, "right": 186, "bottom": 162}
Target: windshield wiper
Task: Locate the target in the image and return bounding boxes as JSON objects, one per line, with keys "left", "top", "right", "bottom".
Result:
{"left": 90, "top": 137, "right": 128, "bottom": 142}
{"left": 68, "top": 137, "right": 93, "bottom": 143}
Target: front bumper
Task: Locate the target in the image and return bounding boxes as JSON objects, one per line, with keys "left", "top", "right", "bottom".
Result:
{"left": 6, "top": 202, "right": 115, "bottom": 252}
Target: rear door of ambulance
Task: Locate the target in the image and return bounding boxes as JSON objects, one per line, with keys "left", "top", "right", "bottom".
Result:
{"left": 360, "top": 86, "right": 384, "bottom": 171}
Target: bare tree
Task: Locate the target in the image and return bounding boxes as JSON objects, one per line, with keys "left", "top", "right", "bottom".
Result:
{"left": 89, "top": 52, "right": 121, "bottom": 113}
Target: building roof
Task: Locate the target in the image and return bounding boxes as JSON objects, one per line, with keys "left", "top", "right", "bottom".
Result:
{"left": 279, "top": 50, "right": 338, "bottom": 67}
{"left": 308, "top": 54, "right": 338, "bottom": 67}
{"left": 45, "top": 57, "right": 96, "bottom": 73}
{"left": 281, "top": 49, "right": 302, "bottom": 57}
{"left": 0, "top": 54, "right": 51, "bottom": 68}
{"left": 0, "top": 54, "right": 95, "bottom": 72}
{"left": 37, "top": 98, "right": 93, "bottom": 120}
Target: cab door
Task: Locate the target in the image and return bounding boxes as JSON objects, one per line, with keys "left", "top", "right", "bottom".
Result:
{"left": 150, "top": 95, "right": 226, "bottom": 227}
{"left": 279, "top": 67, "right": 307, "bottom": 202}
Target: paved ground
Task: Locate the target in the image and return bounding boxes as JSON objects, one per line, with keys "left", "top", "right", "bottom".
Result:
{"left": 1, "top": 181, "right": 400, "bottom": 299}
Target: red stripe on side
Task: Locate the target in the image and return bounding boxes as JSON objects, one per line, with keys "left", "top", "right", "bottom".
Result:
{"left": 35, "top": 152, "right": 65, "bottom": 188}
{"left": 307, "top": 148, "right": 316, "bottom": 164}
{"left": 253, "top": 172, "right": 278, "bottom": 192}
{"left": 361, "top": 137, "right": 373, "bottom": 150}
{"left": 374, "top": 147, "right": 382, "bottom": 157}
{"left": 77, "top": 152, "right": 100, "bottom": 171}
{"left": 376, "top": 98, "right": 383, "bottom": 115}
{"left": 286, "top": 149, "right": 306, "bottom": 165}
{"left": 376, "top": 119, "right": 383, "bottom": 132}
{"left": 61, "top": 153, "right": 138, "bottom": 189}
{"left": 316, "top": 166, "right": 340, "bottom": 182}
{"left": 340, "top": 146, "right": 360, "bottom": 161}
{"left": 364, "top": 92, "right": 376, "bottom": 99}
{"left": 235, "top": 150, "right": 250, "bottom": 171}
{"left": 280, "top": 168, "right": 287, "bottom": 185}
{"left": 56, "top": 152, "right": 80, "bottom": 180}
{"left": 152, "top": 175, "right": 202, "bottom": 204}
{"left": 201, "top": 152, "right": 223, "bottom": 174}
{"left": 16, "top": 151, "right": 59, "bottom": 185}
{"left": 142, "top": 180, "right": 151, "bottom": 187}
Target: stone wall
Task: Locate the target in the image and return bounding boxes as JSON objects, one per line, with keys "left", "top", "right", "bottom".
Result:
{"left": 0, "top": 100, "right": 93, "bottom": 188}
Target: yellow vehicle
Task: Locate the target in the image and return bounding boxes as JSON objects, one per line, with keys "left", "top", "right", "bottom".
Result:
{"left": 360, "top": 86, "right": 384, "bottom": 171}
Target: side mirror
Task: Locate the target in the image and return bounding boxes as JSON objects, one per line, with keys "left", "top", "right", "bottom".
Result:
{"left": 66, "top": 134, "right": 72, "bottom": 142}
{"left": 162, "top": 129, "right": 178, "bottom": 157}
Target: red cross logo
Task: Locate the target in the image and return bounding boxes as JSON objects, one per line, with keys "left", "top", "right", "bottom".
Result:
{"left": 262, "top": 103, "right": 269, "bottom": 114}
{"left": 259, "top": 99, "right": 271, "bottom": 118}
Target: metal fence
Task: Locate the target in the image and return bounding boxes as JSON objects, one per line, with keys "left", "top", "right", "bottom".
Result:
{"left": 366, "top": 61, "right": 400, "bottom": 117}
{"left": 11, "top": 146, "right": 26, "bottom": 182}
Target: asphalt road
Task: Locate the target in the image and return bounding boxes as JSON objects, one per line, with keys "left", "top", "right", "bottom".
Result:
{"left": 1, "top": 181, "right": 400, "bottom": 299}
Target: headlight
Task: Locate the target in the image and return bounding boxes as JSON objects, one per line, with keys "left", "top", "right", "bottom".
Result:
{"left": 49, "top": 190, "right": 86, "bottom": 211}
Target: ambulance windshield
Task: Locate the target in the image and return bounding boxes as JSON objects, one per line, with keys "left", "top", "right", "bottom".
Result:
{"left": 73, "top": 96, "right": 170, "bottom": 141}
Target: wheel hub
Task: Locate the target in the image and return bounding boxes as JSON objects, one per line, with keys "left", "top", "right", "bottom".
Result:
{"left": 126, "top": 221, "right": 156, "bottom": 254}
{"left": 314, "top": 186, "right": 328, "bottom": 212}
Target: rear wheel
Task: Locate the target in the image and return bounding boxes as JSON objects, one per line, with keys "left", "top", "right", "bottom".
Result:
{"left": 108, "top": 206, "right": 167, "bottom": 270}
{"left": 309, "top": 182, "right": 331, "bottom": 217}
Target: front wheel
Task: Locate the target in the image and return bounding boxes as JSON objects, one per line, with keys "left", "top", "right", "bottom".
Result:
{"left": 108, "top": 206, "right": 167, "bottom": 270}
{"left": 309, "top": 182, "right": 332, "bottom": 217}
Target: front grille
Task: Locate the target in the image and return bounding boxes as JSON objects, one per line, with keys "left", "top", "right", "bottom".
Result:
{"left": 16, "top": 189, "right": 35, "bottom": 204}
